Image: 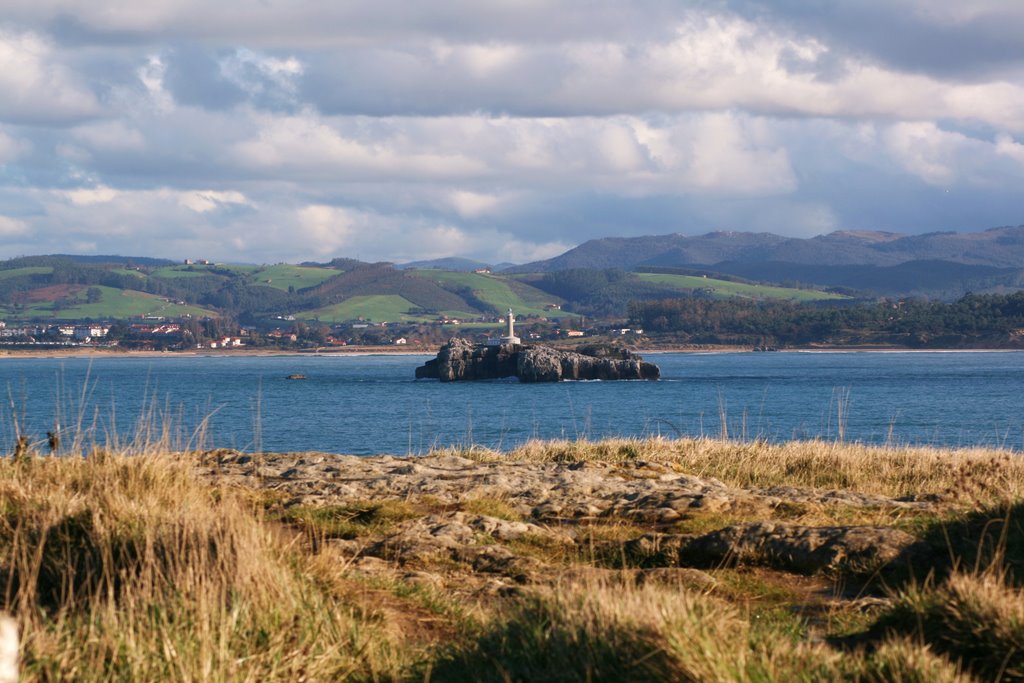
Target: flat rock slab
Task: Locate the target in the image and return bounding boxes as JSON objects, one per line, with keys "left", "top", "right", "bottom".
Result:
{"left": 200, "top": 451, "right": 936, "bottom": 520}
{"left": 198, "top": 450, "right": 944, "bottom": 579}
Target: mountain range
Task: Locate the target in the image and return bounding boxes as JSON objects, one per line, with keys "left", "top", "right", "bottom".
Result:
{"left": 507, "top": 226, "right": 1024, "bottom": 297}
{"left": 513, "top": 226, "right": 1024, "bottom": 271}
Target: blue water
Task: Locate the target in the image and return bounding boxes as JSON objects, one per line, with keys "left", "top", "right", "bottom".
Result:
{"left": 0, "top": 351, "right": 1022, "bottom": 454}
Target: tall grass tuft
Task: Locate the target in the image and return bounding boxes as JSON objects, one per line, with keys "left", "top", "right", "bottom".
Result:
{"left": 426, "top": 579, "right": 971, "bottom": 683}
{"left": 0, "top": 447, "right": 404, "bottom": 681}
{"left": 879, "top": 570, "right": 1024, "bottom": 681}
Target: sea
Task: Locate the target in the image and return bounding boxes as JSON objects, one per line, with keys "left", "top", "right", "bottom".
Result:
{"left": 0, "top": 351, "right": 1022, "bottom": 455}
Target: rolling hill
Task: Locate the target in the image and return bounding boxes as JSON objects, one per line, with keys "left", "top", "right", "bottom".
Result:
{"left": 2, "top": 284, "right": 213, "bottom": 320}
{"left": 0, "top": 253, "right": 845, "bottom": 324}
{"left": 510, "top": 226, "right": 1024, "bottom": 298}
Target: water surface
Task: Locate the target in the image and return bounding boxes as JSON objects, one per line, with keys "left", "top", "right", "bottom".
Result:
{"left": 0, "top": 351, "right": 1021, "bottom": 454}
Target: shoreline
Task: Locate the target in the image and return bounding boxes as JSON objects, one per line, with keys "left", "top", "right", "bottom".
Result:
{"left": 2, "top": 344, "right": 1022, "bottom": 359}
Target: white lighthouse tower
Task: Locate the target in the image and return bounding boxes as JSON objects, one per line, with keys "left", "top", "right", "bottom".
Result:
{"left": 487, "top": 308, "right": 521, "bottom": 346}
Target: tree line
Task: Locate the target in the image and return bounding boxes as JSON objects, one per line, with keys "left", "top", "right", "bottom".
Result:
{"left": 628, "top": 292, "right": 1024, "bottom": 347}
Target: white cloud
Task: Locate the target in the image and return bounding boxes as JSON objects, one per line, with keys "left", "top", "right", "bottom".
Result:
{"left": 72, "top": 121, "right": 146, "bottom": 151}
{"left": 996, "top": 134, "right": 1024, "bottom": 165}
{"left": 0, "top": 216, "right": 29, "bottom": 237}
{"left": 881, "top": 122, "right": 1024, "bottom": 188}
{"left": 883, "top": 122, "right": 958, "bottom": 186}
{"left": 680, "top": 114, "right": 796, "bottom": 195}
{"left": 233, "top": 113, "right": 487, "bottom": 179}
{"left": 64, "top": 185, "right": 119, "bottom": 205}
{"left": 295, "top": 205, "right": 355, "bottom": 255}
{"left": 0, "top": 28, "right": 99, "bottom": 123}
{"left": 229, "top": 112, "right": 796, "bottom": 197}
{"left": 137, "top": 54, "right": 173, "bottom": 112}
{"left": 447, "top": 190, "right": 503, "bottom": 218}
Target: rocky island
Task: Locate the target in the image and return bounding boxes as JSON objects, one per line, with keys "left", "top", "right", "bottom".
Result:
{"left": 415, "top": 337, "right": 661, "bottom": 382}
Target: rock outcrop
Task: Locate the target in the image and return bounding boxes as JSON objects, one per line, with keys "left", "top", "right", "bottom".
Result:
{"left": 415, "top": 337, "right": 660, "bottom": 382}
{"left": 199, "top": 450, "right": 946, "bottom": 587}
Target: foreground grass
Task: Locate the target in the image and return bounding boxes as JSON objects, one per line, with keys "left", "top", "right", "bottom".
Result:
{"left": 4, "top": 438, "right": 1024, "bottom": 680}
{"left": 0, "top": 451, "right": 411, "bottom": 681}
{"left": 428, "top": 579, "right": 978, "bottom": 682}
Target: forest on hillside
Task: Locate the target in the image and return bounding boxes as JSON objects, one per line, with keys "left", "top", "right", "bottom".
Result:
{"left": 629, "top": 292, "right": 1024, "bottom": 347}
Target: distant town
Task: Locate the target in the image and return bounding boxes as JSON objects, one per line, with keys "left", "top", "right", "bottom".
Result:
{"left": 0, "top": 315, "right": 644, "bottom": 352}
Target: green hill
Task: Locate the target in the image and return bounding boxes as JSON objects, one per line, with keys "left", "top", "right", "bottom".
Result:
{"left": 410, "top": 270, "right": 570, "bottom": 318}
{"left": 151, "top": 263, "right": 337, "bottom": 291}
{"left": 302, "top": 295, "right": 472, "bottom": 323}
{"left": 3, "top": 285, "right": 213, "bottom": 320}
{"left": 0, "top": 254, "right": 851, "bottom": 324}
{"left": 635, "top": 273, "right": 848, "bottom": 302}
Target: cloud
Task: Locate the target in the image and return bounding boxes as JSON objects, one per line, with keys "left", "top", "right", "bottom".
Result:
{"left": 447, "top": 190, "right": 504, "bottom": 219}
{"left": 0, "top": 2, "right": 1022, "bottom": 264}
{"left": 64, "top": 185, "right": 118, "bottom": 205}
{"left": 725, "top": 0, "right": 1024, "bottom": 79}
{"left": 232, "top": 113, "right": 487, "bottom": 180}
{"left": 71, "top": 120, "right": 145, "bottom": 151}
{"left": 0, "top": 28, "right": 99, "bottom": 124}
{"left": 0, "top": 216, "right": 29, "bottom": 237}
{"left": 882, "top": 122, "right": 1024, "bottom": 188}
{"left": 0, "top": 130, "right": 30, "bottom": 162}
{"left": 292, "top": 203, "right": 569, "bottom": 263}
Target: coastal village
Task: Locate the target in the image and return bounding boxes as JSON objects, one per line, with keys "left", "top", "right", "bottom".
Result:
{"left": 0, "top": 312, "right": 644, "bottom": 352}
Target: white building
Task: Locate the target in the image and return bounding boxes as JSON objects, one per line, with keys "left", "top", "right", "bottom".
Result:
{"left": 487, "top": 308, "right": 521, "bottom": 346}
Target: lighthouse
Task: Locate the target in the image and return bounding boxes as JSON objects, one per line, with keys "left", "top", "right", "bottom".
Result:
{"left": 486, "top": 307, "right": 522, "bottom": 346}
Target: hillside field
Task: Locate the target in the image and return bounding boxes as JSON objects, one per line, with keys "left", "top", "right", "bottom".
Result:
{"left": 636, "top": 272, "right": 848, "bottom": 301}
{"left": 412, "top": 269, "right": 572, "bottom": 318}
{"left": 2, "top": 285, "right": 213, "bottom": 320}
{"left": 151, "top": 263, "right": 338, "bottom": 292}
{"left": 300, "top": 295, "right": 473, "bottom": 323}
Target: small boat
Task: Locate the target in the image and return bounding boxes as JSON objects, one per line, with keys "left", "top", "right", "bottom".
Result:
{"left": 285, "top": 373, "right": 307, "bottom": 380}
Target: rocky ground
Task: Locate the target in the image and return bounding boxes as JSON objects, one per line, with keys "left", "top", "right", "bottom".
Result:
{"left": 197, "top": 448, "right": 957, "bottom": 636}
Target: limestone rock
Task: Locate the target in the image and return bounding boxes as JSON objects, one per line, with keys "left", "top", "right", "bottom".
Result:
{"left": 415, "top": 338, "right": 659, "bottom": 382}
{"left": 415, "top": 337, "right": 518, "bottom": 381}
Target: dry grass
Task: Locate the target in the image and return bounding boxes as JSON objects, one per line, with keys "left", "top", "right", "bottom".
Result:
{"left": 880, "top": 569, "right": 1024, "bottom": 681}
{"left": 436, "top": 436, "right": 1024, "bottom": 504}
{"left": 426, "top": 578, "right": 972, "bottom": 682}
{"left": 3, "top": 435, "right": 1021, "bottom": 681}
{"left": 0, "top": 450, "right": 409, "bottom": 682}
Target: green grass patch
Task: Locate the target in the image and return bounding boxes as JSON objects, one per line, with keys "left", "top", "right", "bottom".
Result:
{"left": 636, "top": 272, "right": 848, "bottom": 301}
{"left": 301, "top": 294, "right": 452, "bottom": 322}
{"left": 150, "top": 266, "right": 223, "bottom": 279}
{"left": 108, "top": 268, "right": 146, "bottom": 278}
{"left": 249, "top": 264, "right": 339, "bottom": 291}
{"left": 411, "top": 270, "right": 572, "bottom": 318}
{"left": 0, "top": 266, "right": 52, "bottom": 279}
{"left": 279, "top": 500, "right": 420, "bottom": 539}
{"left": 5, "top": 285, "right": 213, "bottom": 319}
{"left": 460, "top": 496, "right": 524, "bottom": 522}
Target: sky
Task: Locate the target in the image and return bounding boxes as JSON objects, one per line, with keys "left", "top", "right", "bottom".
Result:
{"left": 1, "top": 1, "right": 1024, "bottom": 265}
